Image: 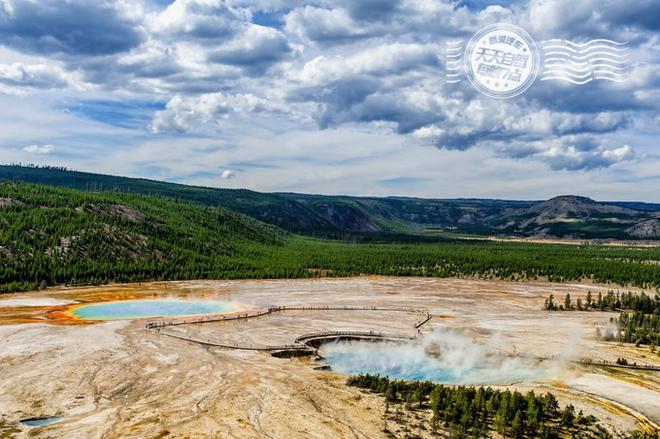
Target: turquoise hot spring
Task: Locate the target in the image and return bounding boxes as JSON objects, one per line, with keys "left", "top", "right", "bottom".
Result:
{"left": 71, "top": 299, "right": 238, "bottom": 320}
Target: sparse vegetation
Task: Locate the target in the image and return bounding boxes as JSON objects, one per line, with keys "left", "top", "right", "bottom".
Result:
{"left": 611, "top": 311, "right": 660, "bottom": 347}
{"left": 347, "top": 374, "right": 656, "bottom": 438}
{"left": 543, "top": 291, "right": 660, "bottom": 350}
{"left": 544, "top": 291, "right": 660, "bottom": 312}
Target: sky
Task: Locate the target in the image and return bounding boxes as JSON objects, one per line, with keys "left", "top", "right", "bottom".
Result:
{"left": 0, "top": 0, "right": 658, "bottom": 201}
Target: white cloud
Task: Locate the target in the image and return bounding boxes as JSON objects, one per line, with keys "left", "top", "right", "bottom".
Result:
{"left": 147, "top": 0, "right": 243, "bottom": 42}
{"left": 296, "top": 43, "right": 439, "bottom": 85}
{"left": 22, "top": 144, "right": 54, "bottom": 154}
{"left": 0, "top": 0, "right": 657, "bottom": 200}
{"left": 500, "top": 138, "right": 636, "bottom": 171}
{"left": 150, "top": 92, "right": 282, "bottom": 133}
{"left": 284, "top": 6, "right": 371, "bottom": 44}
{"left": 221, "top": 169, "right": 236, "bottom": 179}
{"left": 0, "top": 62, "right": 77, "bottom": 92}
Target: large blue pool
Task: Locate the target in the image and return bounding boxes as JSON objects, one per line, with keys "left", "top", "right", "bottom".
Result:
{"left": 72, "top": 299, "right": 237, "bottom": 320}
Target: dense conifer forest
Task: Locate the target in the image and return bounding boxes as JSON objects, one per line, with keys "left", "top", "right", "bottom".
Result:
{"left": 1, "top": 181, "right": 660, "bottom": 293}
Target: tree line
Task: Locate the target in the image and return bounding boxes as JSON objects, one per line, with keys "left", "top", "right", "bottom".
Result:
{"left": 544, "top": 291, "right": 660, "bottom": 312}
{"left": 609, "top": 311, "right": 660, "bottom": 348}
{"left": 346, "top": 374, "right": 656, "bottom": 438}
{"left": 542, "top": 291, "right": 660, "bottom": 352}
{"left": 2, "top": 181, "right": 660, "bottom": 293}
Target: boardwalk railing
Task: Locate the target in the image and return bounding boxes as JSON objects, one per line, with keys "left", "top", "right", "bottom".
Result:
{"left": 414, "top": 314, "right": 433, "bottom": 329}
{"left": 156, "top": 329, "right": 314, "bottom": 352}
{"left": 577, "top": 358, "right": 660, "bottom": 371}
{"left": 145, "top": 305, "right": 426, "bottom": 330}
{"left": 295, "top": 331, "right": 415, "bottom": 345}
{"left": 145, "top": 304, "right": 427, "bottom": 353}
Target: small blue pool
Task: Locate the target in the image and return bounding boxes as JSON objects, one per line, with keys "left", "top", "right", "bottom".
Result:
{"left": 20, "top": 416, "right": 62, "bottom": 427}
{"left": 72, "top": 299, "right": 237, "bottom": 320}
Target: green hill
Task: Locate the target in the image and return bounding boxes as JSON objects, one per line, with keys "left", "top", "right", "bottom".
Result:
{"left": 2, "top": 165, "right": 658, "bottom": 240}
{"left": 0, "top": 165, "right": 336, "bottom": 234}
{"left": 1, "top": 171, "right": 660, "bottom": 293}
{"left": 0, "top": 181, "right": 289, "bottom": 292}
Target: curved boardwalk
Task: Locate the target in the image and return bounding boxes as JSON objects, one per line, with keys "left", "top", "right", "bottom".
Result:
{"left": 146, "top": 305, "right": 429, "bottom": 353}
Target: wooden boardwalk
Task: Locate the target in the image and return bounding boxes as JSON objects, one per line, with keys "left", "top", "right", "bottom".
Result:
{"left": 145, "top": 305, "right": 428, "bottom": 353}
{"left": 155, "top": 328, "right": 415, "bottom": 353}
{"left": 145, "top": 305, "right": 426, "bottom": 329}
{"left": 577, "top": 359, "right": 660, "bottom": 372}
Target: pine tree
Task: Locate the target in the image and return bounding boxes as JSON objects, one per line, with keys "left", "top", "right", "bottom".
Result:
{"left": 511, "top": 410, "right": 524, "bottom": 439}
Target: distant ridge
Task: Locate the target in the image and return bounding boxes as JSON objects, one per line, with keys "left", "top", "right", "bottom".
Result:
{"left": 1, "top": 165, "right": 659, "bottom": 240}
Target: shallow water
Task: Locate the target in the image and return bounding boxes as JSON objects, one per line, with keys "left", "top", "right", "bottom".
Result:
{"left": 72, "top": 299, "right": 236, "bottom": 320}
{"left": 324, "top": 344, "right": 457, "bottom": 381}
{"left": 321, "top": 330, "right": 545, "bottom": 385}
{"left": 20, "top": 416, "right": 62, "bottom": 427}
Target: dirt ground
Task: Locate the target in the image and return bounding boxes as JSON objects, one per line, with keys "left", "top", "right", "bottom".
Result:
{"left": 0, "top": 277, "right": 658, "bottom": 438}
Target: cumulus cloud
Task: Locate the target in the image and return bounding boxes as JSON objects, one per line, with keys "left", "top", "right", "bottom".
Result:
{"left": 22, "top": 144, "right": 54, "bottom": 154}
{"left": 498, "top": 137, "right": 636, "bottom": 171}
{"left": 0, "top": 0, "right": 658, "bottom": 191}
{"left": 208, "top": 24, "right": 292, "bottom": 74}
{"left": 339, "top": 0, "right": 401, "bottom": 22}
{"left": 526, "top": 0, "right": 660, "bottom": 39}
{"left": 150, "top": 92, "right": 281, "bottom": 133}
{"left": 220, "top": 169, "right": 236, "bottom": 179}
{"left": 0, "top": 0, "right": 143, "bottom": 55}
{"left": 296, "top": 43, "right": 440, "bottom": 84}
{"left": 147, "top": 0, "right": 243, "bottom": 42}
{"left": 0, "top": 63, "right": 71, "bottom": 89}
{"left": 410, "top": 102, "right": 632, "bottom": 150}
{"left": 284, "top": 6, "right": 376, "bottom": 45}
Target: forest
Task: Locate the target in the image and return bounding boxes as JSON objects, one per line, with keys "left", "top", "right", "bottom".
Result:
{"left": 543, "top": 291, "right": 660, "bottom": 351}
{"left": 346, "top": 374, "right": 655, "bottom": 439}
{"left": 544, "top": 291, "right": 660, "bottom": 313}
{"left": 610, "top": 311, "right": 660, "bottom": 348}
{"left": 1, "top": 181, "right": 660, "bottom": 293}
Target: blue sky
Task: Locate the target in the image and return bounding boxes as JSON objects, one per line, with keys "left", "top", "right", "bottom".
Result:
{"left": 0, "top": 0, "right": 658, "bottom": 201}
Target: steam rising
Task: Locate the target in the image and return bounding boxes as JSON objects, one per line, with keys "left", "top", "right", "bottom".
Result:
{"left": 322, "top": 328, "right": 546, "bottom": 384}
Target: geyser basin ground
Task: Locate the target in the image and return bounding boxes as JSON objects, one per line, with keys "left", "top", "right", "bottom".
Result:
{"left": 71, "top": 299, "right": 237, "bottom": 320}
{"left": 1, "top": 278, "right": 658, "bottom": 438}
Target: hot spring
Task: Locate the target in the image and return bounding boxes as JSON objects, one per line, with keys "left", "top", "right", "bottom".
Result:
{"left": 20, "top": 416, "right": 62, "bottom": 427}
{"left": 321, "top": 328, "right": 546, "bottom": 385}
{"left": 71, "top": 299, "right": 238, "bottom": 321}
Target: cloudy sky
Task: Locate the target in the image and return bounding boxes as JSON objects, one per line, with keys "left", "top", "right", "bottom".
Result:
{"left": 0, "top": 0, "right": 658, "bottom": 201}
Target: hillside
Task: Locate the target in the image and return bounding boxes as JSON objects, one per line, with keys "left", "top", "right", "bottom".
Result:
{"left": 0, "top": 165, "right": 533, "bottom": 235}
{"left": 0, "top": 181, "right": 286, "bottom": 292}
{"left": 1, "top": 165, "right": 659, "bottom": 240}
{"left": 477, "top": 195, "right": 660, "bottom": 239}
{"left": 1, "top": 180, "right": 660, "bottom": 292}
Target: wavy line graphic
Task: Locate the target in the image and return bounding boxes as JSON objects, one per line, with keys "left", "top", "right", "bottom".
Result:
{"left": 542, "top": 38, "right": 627, "bottom": 47}
{"left": 541, "top": 43, "right": 628, "bottom": 53}
{"left": 445, "top": 42, "right": 463, "bottom": 83}
{"left": 540, "top": 39, "right": 630, "bottom": 84}
{"left": 543, "top": 51, "right": 628, "bottom": 61}
{"left": 545, "top": 62, "right": 632, "bottom": 73}
{"left": 544, "top": 58, "right": 629, "bottom": 67}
